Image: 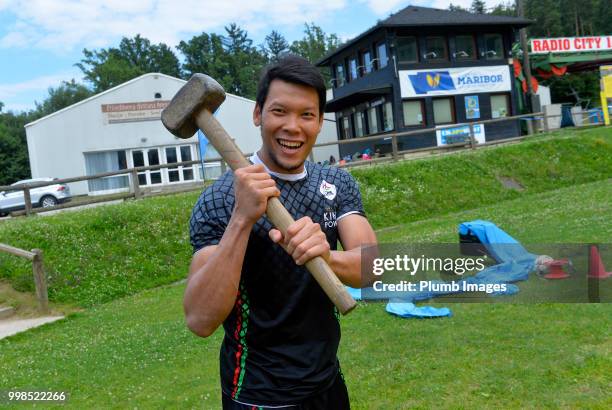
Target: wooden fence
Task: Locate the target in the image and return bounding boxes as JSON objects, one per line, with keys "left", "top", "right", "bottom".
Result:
{"left": 0, "top": 243, "right": 48, "bottom": 312}
{"left": 0, "top": 110, "right": 595, "bottom": 217}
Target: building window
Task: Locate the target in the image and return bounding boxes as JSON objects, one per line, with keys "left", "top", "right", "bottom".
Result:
{"left": 362, "top": 50, "right": 373, "bottom": 74}
{"left": 454, "top": 35, "right": 476, "bottom": 60}
{"left": 148, "top": 149, "right": 162, "bottom": 184}
{"left": 376, "top": 42, "right": 388, "bottom": 68}
{"left": 368, "top": 106, "right": 379, "bottom": 134}
{"left": 342, "top": 116, "right": 352, "bottom": 139}
{"left": 335, "top": 63, "right": 345, "bottom": 87}
{"left": 349, "top": 57, "right": 359, "bottom": 81}
{"left": 85, "top": 150, "right": 129, "bottom": 192}
{"left": 491, "top": 94, "right": 510, "bottom": 118}
{"left": 402, "top": 100, "right": 425, "bottom": 126}
{"left": 354, "top": 111, "right": 366, "bottom": 137}
{"left": 382, "top": 102, "right": 394, "bottom": 131}
{"left": 433, "top": 97, "right": 455, "bottom": 125}
{"left": 165, "top": 145, "right": 195, "bottom": 183}
{"left": 397, "top": 36, "right": 418, "bottom": 63}
{"left": 484, "top": 34, "right": 504, "bottom": 59}
{"left": 424, "top": 36, "right": 448, "bottom": 61}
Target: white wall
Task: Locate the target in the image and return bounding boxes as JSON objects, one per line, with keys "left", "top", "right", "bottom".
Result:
{"left": 25, "top": 75, "right": 259, "bottom": 195}
{"left": 311, "top": 115, "right": 340, "bottom": 163}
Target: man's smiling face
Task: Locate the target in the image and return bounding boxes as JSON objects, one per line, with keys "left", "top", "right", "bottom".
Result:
{"left": 253, "top": 79, "right": 323, "bottom": 174}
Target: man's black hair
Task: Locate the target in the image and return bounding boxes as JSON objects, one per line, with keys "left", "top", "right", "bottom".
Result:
{"left": 256, "top": 55, "right": 326, "bottom": 115}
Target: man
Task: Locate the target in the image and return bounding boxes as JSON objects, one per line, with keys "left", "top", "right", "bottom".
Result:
{"left": 187, "top": 55, "right": 377, "bottom": 409}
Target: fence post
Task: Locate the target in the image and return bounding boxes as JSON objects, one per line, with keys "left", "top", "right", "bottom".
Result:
{"left": 526, "top": 116, "right": 534, "bottom": 135}
{"left": 468, "top": 123, "right": 476, "bottom": 150}
{"left": 24, "top": 186, "right": 33, "bottom": 216}
{"left": 31, "top": 249, "right": 49, "bottom": 313}
{"left": 391, "top": 134, "right": 399, "bottom": 161}
{"left": 131, "top": 169, "right": 142, "bottom": 199}
{"left": 221, "top": 160, "right": 227, "bottom": 174}
{"left": 542, "top": 111, "right": 549, "bottom": 133}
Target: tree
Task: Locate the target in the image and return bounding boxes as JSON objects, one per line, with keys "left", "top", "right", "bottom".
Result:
{"left": 33, "top": 79, "right": 93, "bottom": 118}
{"left": 289, "top": 23, "right": 341, "bottom": 85}
{"left": 264, "top": 30, "right": 289, "bottom": 62}
{"left": 177, "top": 32, "right": 229, "bottom": 80}
{"left": 178, "top": 24, "right": 266, "bottom": 99}
{"left": 221, "top": 24, "right": 267, "bottom": 98}
{"left": 290, "top": 23, "right": 340, "bottom": 64}
{"left": 490, "top": 2, "right": 516, "bottom": 16}
{"left": 0, "top": 109, "right": 33, "bottom": 185}
{"left": 470, "top": 0, "right": 487, "bottom": 14}
{"left": 448, "top": 3, "right": 468, "bottom": 12}
{"left": 77, "top": 34, "right": 182, "bottom": 92}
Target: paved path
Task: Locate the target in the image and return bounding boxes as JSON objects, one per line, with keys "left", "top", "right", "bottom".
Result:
{"left": 0, "top": 316, "right": 64, "bottom": 340}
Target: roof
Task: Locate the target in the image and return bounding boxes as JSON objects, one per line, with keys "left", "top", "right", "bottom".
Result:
{"left": 25, "top": 73, "right": 256, "bottom": 128}
{"left": 317, "top": 5, "right": 532, "bottom": 66}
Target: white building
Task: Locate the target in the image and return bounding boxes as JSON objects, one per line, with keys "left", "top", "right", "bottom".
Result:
{"left": 25, "top": 73, "right": 339, "bottom": 196}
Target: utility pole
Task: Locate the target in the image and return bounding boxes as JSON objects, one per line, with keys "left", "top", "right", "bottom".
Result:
{"left": 517, "top": 0, "right": 538, "bottom": 134}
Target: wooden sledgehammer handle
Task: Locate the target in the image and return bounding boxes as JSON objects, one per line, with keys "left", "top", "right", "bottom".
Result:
{"left": 195, "top": 109, "right": 357, "bottom": 315}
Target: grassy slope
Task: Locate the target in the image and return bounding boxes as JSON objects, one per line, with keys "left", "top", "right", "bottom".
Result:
{"left": 0, "top": 127, "right": 610, "bottom": 307}
{"left": 352, "top": 126, "right": 611, "bottom": 229}
{"left": 0, "top": 181, "right": 610, "bottom": 409}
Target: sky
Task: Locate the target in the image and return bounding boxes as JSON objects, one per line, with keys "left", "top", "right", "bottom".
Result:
{"left": 0, "top": 0, "right": 505, "bottom": 113}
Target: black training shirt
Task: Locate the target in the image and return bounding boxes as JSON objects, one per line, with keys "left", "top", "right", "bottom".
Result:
{"left": 189, "top": 159, "right": 365, "bottom": 406}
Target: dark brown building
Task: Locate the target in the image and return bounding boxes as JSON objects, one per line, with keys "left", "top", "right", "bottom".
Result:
{"left": 317, "top": 6, "right": 531, "bottom": 157}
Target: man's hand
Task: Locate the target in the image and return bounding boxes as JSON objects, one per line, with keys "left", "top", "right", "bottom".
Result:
{"left": 233, "top": 164, "right": 280, "bottom": 225}
{"left": 269, "top": 216, "right": 331, "bottom": 266}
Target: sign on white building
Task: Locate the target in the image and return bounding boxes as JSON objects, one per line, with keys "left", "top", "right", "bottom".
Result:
{"left": 399, "top": 66, "right": 512, "bottom": 98}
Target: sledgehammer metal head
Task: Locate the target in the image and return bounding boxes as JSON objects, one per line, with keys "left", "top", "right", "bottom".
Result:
{"left": 161, "top": 74, "right": 226, "bottom": 139}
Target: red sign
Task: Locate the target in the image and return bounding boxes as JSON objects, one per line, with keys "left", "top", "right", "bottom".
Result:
{"left": 531, "top": 36, "right": 612, "bottom": 54}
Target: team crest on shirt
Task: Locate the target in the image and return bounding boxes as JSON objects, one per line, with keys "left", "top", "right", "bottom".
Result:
{"left": 319, "top": 180, "right": 337, "bottom": 200}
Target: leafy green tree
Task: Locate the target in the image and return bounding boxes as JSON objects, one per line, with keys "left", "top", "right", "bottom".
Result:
{"left": 544, "top": 71, "right": 601, "bottom": 107}
{"left": 221, "top": 24, "right": 267, "bottom": 98}
{"left": 470, "top": 0, "right": 487, "bottom": 14}
{"left": 289, "top": 23, "right": 341, "bottom": 85}
{"left": 0, "top": 109, "right": 33, "bottom": 185}
{"left": 177, "top": 32, "right": 229, "bottom": 80}
{"left": 178, "top": 24, "right": 266, "bottom": 99}
{"left": 448, "top": 3, "right": 468, "bottom": 12}
{"left": 33, "top": 79, "right": 93, "bottom": 118}
{"left": 290, "top": 23, "right": 340, "bottom": 64}
{"left": 77, "top": 34, "right": 182, "bottom": 92}
{"left": 264, "top": 30, "right": 289, "bottom": 62}
{"left": 489, "top": 2, "right": 516, "bottom": 16}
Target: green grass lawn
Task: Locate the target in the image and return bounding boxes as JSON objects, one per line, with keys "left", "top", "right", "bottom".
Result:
{"left": 0, "top": 127, "right": 610, "bottom": 308}
{"left": 1, "top": 180, "right": 610, "bottom": 409}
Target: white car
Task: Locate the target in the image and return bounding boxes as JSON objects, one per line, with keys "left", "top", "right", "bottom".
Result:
{"left": 0, "top": 178, "right": 71, "bottom": 216}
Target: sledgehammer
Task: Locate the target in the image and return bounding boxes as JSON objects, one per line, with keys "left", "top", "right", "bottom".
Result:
{"left": 161, "top": 74, "right": 356, "bottom": 315}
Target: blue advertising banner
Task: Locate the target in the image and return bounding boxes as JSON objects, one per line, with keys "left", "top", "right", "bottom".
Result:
{"left": 399, "top": 66, "right": 512, "bottom": 97}
{"left": 436, "top": 124, "right": 486, "bottom": 146}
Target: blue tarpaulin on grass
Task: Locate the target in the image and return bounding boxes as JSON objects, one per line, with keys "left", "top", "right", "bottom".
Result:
{"left": 350, "top": 220, "right": 538, "bottom": 318}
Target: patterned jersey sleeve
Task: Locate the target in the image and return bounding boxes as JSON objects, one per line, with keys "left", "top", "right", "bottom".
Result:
{"left": 337, "top": 169, "right": 366, "bottom": 220}
{"left": 189, "top": 186, "right": 230, "bottom": 253}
